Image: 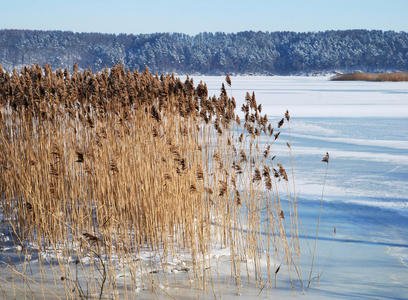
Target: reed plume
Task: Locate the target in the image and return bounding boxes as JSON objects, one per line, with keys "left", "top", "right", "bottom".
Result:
{"left": 0, "top": 64, "right": 310, "bottom": 298}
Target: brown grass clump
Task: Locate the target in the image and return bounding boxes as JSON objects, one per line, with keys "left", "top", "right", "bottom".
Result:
{"left": 0, "top": 63, "right": 307, "bottom": 298}
{"left": 331, "top": 71, "right": 408, "bottom": 81}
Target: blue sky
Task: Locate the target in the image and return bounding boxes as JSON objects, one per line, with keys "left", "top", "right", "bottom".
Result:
{"left": 2, "top": 0, "right": 407, "bottom": 34}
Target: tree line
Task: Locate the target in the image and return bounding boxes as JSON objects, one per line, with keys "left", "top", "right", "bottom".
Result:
{"left": 0, "top": 29, "right": 407, "bottom": 74}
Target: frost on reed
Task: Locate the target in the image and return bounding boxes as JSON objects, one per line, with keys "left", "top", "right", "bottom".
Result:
{"left": 0, "top": 64, "right": 304, "bottom": 298}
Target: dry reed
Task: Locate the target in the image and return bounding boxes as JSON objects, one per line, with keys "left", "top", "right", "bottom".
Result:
{"left": 0, "top": 63, "right": 310, "bottom": 298}
{"left": 331, "top": 71, "right": 408, "bottom": 81}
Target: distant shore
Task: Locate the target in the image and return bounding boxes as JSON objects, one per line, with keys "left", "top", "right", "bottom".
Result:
{"left": 331, "top": 71, "right": 408, "bottom": 82}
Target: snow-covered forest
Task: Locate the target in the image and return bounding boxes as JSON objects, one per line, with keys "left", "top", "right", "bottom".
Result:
{"left": 1, "top": 29, "right": 407, "bottom": 74}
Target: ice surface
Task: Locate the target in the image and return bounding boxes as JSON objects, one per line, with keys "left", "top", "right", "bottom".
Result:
{"left": 187, "top": 75, "right": 408, "bottom": 298}
{"left": 289, "top": 133, "right": 408, "bottom": 150}
{"left": 186, "top": 75, "right": 408, "bottom": 117}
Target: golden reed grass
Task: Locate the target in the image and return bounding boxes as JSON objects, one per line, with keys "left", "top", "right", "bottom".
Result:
{"left": 0, "top": 64, "right": 307, "bottom": 298}
{"left": 331, "top": 71, "right": 408, "bottom": 81}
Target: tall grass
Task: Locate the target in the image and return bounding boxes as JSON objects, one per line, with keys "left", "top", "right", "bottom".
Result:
{"left": 0, "top": 63, "right": 307, "bottom": 298}
{"left": 331, "top": 71, "right": 408, "bottom": 81}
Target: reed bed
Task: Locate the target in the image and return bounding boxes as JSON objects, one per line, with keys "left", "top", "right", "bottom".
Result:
{"left": 331, "top": 71, "right": 408, "bottom": 81}
{"left": 0, "top": 63, "right": 309, "bottom": 298}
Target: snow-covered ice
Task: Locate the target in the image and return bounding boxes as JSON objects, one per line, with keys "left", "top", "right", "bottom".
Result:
{"left": 188, "top": 75, "right": 408, "bottom": 117}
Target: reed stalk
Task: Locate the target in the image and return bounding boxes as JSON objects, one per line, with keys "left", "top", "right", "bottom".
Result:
{"left": 0, "top": 64, "right": 313, "bottom": 298}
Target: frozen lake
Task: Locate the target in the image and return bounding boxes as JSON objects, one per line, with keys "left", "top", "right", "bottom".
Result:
{"left": 191, "top": 75, "right": 408, "bottom": 118}
{"left": 187, "top": 75, "right": 408, "bottom": 299}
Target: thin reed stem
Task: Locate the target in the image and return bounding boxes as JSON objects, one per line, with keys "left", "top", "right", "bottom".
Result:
{"left": 307, "top": 160, "right": 329, "bottom": 290}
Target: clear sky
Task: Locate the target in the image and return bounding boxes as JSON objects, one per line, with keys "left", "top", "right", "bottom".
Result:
{"left": 1, "top": 0, "right": 407, "bottom": 35}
